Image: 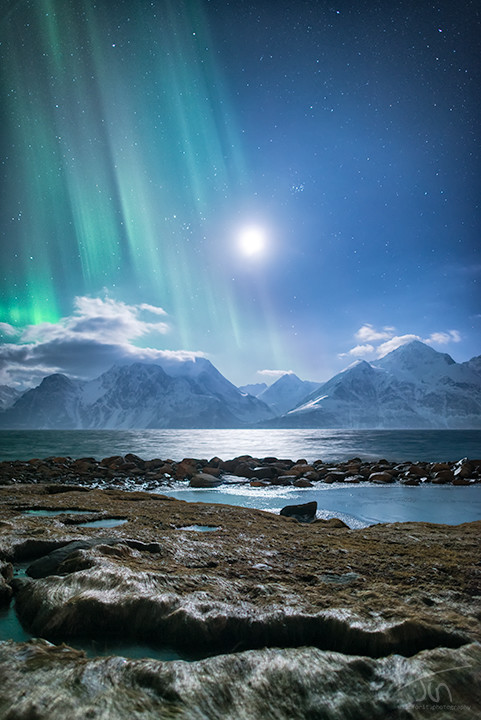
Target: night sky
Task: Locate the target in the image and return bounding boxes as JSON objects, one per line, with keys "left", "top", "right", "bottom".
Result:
{"left": 0, "top": 0, "right": 479, "bottom": 389}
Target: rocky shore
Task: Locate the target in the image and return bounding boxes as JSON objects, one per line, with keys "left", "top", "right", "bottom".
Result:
{"left": 0, "top": 453, "right": 480, "bottom": 490}
{"left": 0, "top": 480, "right": 480, "bottom": 718}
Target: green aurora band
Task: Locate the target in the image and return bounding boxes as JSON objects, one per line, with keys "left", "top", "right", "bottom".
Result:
{"left": 0, "top": 0, "right": 269, "bottom": 355}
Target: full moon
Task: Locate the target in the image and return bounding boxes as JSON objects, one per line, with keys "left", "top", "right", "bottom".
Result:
{"left": 238, "top": 227, "right": 266, "bottom": 257}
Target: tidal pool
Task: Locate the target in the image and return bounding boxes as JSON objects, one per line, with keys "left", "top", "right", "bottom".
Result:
{"left": 76, "top": 518, "right": 128, "bottom": 528}
{"left": 180, "top": 525, "right": 220, "bottom": 532}
{"left": 0, "top": 601, "right": 199, "bottom": 662}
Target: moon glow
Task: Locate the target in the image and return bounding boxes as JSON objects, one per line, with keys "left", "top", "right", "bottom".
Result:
{"left": 238, "top": 227, "right": 266, "bottom": 257}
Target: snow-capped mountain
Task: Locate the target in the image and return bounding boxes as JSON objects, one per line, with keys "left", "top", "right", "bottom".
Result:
{"left": 3, "top": 374, "right": 84, "bottom": 429}
{"left": 0, "top": 361, "right": 273, "bottom": 429}
{"left": 1, "top": 342, "right": 479, "bottom": 429}
{"left": 0, "top": 385, "right": 21, "bottom": 410}
{"left": 257, "top": 373, "right": 321, "bottom": 416}
{"left": 149, "top": 356, "right": 269, "bottom": 425}
{"left": 238, "top": 382, "right": 268, "bottom": 397}
{"left": 264, "top": 341, "right": 481, "bottom": 428}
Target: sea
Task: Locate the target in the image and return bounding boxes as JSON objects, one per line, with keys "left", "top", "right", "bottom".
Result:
{"left": 0, "top": 428, "right": 480, "bottom": 464}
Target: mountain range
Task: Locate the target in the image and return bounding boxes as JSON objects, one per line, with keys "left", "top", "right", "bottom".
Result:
{"left": 0, "top": 358, "right": 273, "bottom": 429}
{"left": 0, "top": 341, "right": 480, "bottom": 429}
{"left": 268, "top": 341, "right": 481, "bottom": 429}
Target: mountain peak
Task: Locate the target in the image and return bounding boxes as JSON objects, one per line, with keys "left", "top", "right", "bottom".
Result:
{"left": 39, "top": 373, "right": 76, "bottom": 388}
{"left": 273, "top": 372, "right": 302, "bottom": 386}
{"left": 258, "top": 373, "right": 321, "bottom": 416}
{"left": 380, "top": 340, "right": 455, "bottom": 365}
{"left": 376, "top": 341, "right": 456, "bottom": 384}
{"left": 344, "top": 359, "right": 373, "bottom": 371}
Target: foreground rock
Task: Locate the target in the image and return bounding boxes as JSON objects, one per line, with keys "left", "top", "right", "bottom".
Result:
{"left": 0, "top": 640, "right": 479, "bottom": 720}
{"left": 0, "top": 484, "right": 480, "bottom": 718}
{"left": 280, "top": 500, "right": 318, "bottom": 523}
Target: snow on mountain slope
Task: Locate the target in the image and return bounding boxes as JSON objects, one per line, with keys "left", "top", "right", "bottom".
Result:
{"left": 238, "top": 382, "right": 268, "bottom": 397}
{"left": 0, "top": 374, "right": 84, "bottom": 429}
{"left": 257, "top": 373, "right": 321, "bottom": 416}
{"left": 374, "top": 340, "right": 455, "bottom": 383}
{"left": 0, "top": 361, "right": 273, "bottom": 429}
{"left": 265, "top": 342, "right": 481, "bottom": 428}
{"left": 83, "top": 363, "right": 240, "bottom": 429}
{"left": 278, "top": 360, "right": 424, "bottom": 428}
{"left": 0, "top": 385, "right": 21, "bottom": 410}
{"left": 150, "top": 356, "right": 273, "bottom": 423}
{"left": 1, "top": 342, "right": 479, "bottom": 429}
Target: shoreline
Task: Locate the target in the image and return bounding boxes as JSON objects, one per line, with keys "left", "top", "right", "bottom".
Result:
{"left": 1, "top": 453, "right": 480, "bottom": 490}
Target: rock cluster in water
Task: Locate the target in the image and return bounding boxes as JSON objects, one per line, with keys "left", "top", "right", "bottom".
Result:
{"left": 0, "top": 482, "right": 480, "bottom": 718}
{"left": 0, "top": 453, "right": 480, "bottom": 490}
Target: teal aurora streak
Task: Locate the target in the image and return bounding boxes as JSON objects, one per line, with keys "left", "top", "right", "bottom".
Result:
{"left": 0, "top": 0, "right": 268, "bottom": 352}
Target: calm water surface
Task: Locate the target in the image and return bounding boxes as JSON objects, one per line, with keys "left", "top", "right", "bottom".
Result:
{"left": 0, "top": 428, "right": 480, "bottom": 463}
{"left": 161, "top": 482, "right": 481, "bottom": 528}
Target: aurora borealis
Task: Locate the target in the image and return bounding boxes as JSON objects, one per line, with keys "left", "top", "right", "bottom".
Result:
{"left": 0, "top": 0, "right": 479, "bottom": 388}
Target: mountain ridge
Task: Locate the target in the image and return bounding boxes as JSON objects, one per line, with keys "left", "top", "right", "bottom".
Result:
{"left": 0, "top": 341, "right": 480, "bottom": 429}
{"left": 264, "top": 341, "right": 481, "bottom": 429}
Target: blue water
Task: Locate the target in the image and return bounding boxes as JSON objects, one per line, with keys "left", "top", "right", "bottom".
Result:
{"left": 76, "top": 518, "right": 128, "bottom": 528}
{"left": 0, "top": 602, "right": 191, "bottom": 661}
{"left": 0, "top": 429, "right": 480, "bottom": 463}
{"left": 162, "top": 482, "right": 481, "bottom": 528}
{"left": 181, "top": 525, "right": 221, "bottom": 532}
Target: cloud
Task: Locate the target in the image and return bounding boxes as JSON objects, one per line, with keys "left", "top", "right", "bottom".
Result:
{"left": 375, "top": 334, "right": 421, "bottom": 357}
{"left": 338, "top": 344, "right": 375, "bottom": 359}
{"left": 0, "top": 296, "right": 205, "bottom": 389}
{"left": 138, "top": 303, "right": 168, "bottom": 316}
{"left": 257, "top": 369, "right": 294, "bottom": 379}
{"left": 21, "top": 296, "right": 169, "bottom": 345}
{"left": 0, "top": 323, "right": 19, "bottom": 338}
{"left": 425, "top": 330, "right": 461, "bottom": 345}
{"left": 342, "top": 325, "right": 463, "bottom": 362}
{"left": 355, "top": 324, "right": 395, "bottom": 343}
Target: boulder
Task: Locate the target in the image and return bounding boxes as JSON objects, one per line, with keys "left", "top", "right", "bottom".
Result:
{"left": 201, "top": 466, "right": 223, "bottom": 477}
{"left": 400, "top": 477, "right": 421, "bottom": 486}
{"left": 251, "top": 466, "right": 277, "bottom": 480}
{"left": 175, "top": 459, "right": 199, "bottom": 480}
{"left": 324, "top": 471, "right": 347, "bottom": 483}
{"left": 452, "top": 477, "right": 471, "bottom": 486}
{"left": 280, "top": 501, "right": 317, "bottom": 523}
{"left": 432, "top": 470, "right": 454, "bottom": 484}
{"left": 343, "top": 475, "right": 362, "bottom": 484}
{"left": 288, "top": 464, "right": 315, "bottom": 478}
{"left": 431, "top": 462, "right": 451, "bottom": 473}
{"left": 407, "top": 463, "right": 428, "bottom": 477}
{"left": 271, "top": 475, "right": 295, "bottom": 486}
{"left": 231, "top": 462, "right": 256, "bottom": 478}
{"left": 369, "top": 472, "right": 394, "bottom": 484}
{"left": 124, "top": 453, "right": 145, "bottom": 468}
{"left": 293, "top": 478, "right": 313, "bottom": 488}
{"left": 189, "top": 473, "right": 223, "bottom": 488}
